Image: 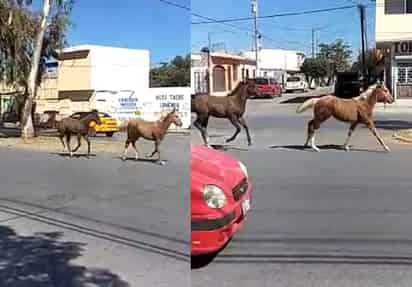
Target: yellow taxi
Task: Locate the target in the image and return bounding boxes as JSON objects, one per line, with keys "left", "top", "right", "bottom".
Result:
{"left": 71, "top": 111, "right": 119, "bottom": 137}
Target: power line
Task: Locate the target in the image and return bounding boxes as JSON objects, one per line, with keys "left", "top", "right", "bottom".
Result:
{"left": 191, "top": 5, "right": 357, "bottom": 24}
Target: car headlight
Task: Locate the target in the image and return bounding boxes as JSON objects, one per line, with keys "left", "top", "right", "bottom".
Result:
{"left": 238, "top": 161, "right": 248, "bottom": 178}
{"left": 202, "top": 185, "right": 227, "bottom": 209}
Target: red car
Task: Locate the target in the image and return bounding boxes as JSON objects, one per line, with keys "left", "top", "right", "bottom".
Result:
{"left": 191, "top": 144, "right": 252, "bottom": 255}
{"left": 254, "top": 77, "right": 282, "bottom": 99}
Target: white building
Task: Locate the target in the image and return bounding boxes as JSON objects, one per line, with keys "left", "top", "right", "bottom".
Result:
{"left": 375, "top": 0, "right": 412, "bottom": 101}
{"left": 241, "top": 49, "right": 306, "bottom": 81}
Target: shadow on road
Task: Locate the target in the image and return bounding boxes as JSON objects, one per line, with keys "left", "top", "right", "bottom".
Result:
{"left": 374, "top": 120, "right": 412, "bottom": 131}
{"left": 210, "top": 144, "right": 249, "bottom": 152}
{"left": 0, "top": 225, "right": 130, "bottom": 287}
{"left": 269, "top": 144, "right": 387, "bottom": 154}
{"left": 51, "top": 152, "right": 97, "bottom": 158}
{"left": 191, "top": 240, "right": 232, "bottom": 269}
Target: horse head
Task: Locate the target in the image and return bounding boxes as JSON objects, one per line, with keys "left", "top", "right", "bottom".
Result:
{"left": 375, "top": 83, "right": 394, "bottom": 104}
{"left": 169, "top": 108, "right": 183, "bottom": 127}
{"left": 89, "top": 109, "right": 102, "bottom": 125}
{"left": 243, "top": 78, "right": 260, "bottom": 98}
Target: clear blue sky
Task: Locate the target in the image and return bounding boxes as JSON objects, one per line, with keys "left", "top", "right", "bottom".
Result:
{"left": 61, "top": 0, "right": 190, "bottom": 65}
{"left": 191, "top": 0, "right": 375, "bottom": 60}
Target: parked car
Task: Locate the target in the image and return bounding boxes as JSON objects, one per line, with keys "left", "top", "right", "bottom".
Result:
{"left": 254, "top": 77, "right": 282, "bottom": 98}
{"left": 70, "top": 111, "right": 118, "bottom": 137}
{"left": 334, "top": 72, "right": 361, "bottom": 99}
{"left": 284, "top": 76, "right": 308, "bottom": 93}
{"left": 191, "top": 144, "right": 252, "bottom": 256}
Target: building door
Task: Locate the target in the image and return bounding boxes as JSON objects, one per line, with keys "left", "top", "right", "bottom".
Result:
{"left": 213, "top": 66, "right": 226, "bottom": 92}
{"left": 228, "top": 66, "right": 232, "bottom": 91}
{"left": 396, "top": 63, "right": 412, "bottom": 99}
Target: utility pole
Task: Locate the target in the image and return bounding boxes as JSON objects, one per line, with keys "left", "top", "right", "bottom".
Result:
{"left": 251, "top": 0, "right": 259, "bottom": 76}
{"left": 359, "top": 4, "right": 367, "bottom": 89}
{"left": 312, "top": 28, "right": 315, "bottom": 58}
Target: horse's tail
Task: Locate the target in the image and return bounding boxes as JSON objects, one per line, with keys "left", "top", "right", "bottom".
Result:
{"left": 296, "top": 98, "right": 319, "bottom": 114}
{"left": 118, "top": 120, "right": 129, "bottom": 132}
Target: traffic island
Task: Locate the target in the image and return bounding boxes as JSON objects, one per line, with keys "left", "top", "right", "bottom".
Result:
{"left": 392, "top": 130, "right": 412, "bottom": 144}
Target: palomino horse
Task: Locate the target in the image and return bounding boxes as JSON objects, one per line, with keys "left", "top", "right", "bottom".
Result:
{"left": 296, "top": 83, "right": 394, "bottom": 152}
{"left": 55, "top": 110, "right": 102, "bottom": 158}
{"left": 121, "top": 109, "right": 183, "bottom": 164}
{"left": 191, "top": 79, "right": 260, "bottom": 146}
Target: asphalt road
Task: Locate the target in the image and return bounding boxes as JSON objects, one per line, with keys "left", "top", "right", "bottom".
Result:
{"left": 0, "top": 133, "right": 190, "bottom": 286}
{"left": 191, "top": 91, "right": 412, "bottom": 287}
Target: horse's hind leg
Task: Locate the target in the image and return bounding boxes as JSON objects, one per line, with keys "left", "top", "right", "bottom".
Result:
{"left": 131, "top": 138, "right": 140, "bottom": 160}
{"left": 343, "top": 122, "right": 358, "bottom": 151}
{"left": 238, "top": 117, "right": 252, "bottom": 146}
{"left": 226, "top": 116, "right": 241, "bottom": 144}
{"left": 305, "top": 119, "right": 320, "bottom": 152}
{"left": 122, "top": 139, "right": 131, "bottom": 161}
{"left": 366, "top": 120, "right": 390, "bottom": 152}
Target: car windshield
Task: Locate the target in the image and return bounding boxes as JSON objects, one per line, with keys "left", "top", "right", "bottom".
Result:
{"left": 255, "top": 78, "right": 269, "bottom": 85}
{"left": 287, "top": 77, "right": 301, "bottom": 82}
{"left": 269, "top": 79, "right": 278, "bottom": 85}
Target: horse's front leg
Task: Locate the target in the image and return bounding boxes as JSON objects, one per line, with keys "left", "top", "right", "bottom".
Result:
{"left": 343, "top": 122, "right": 358, "bottom": 151}
{"left": 194, "top": 117, "right": 210, "bottom": 146}
{"left": 72, "top": 134, "right": 82, "bottom": 153}
{"left": 59, "top": 135, "right": 66, "bottom": 153}
{"left": 226, "top": 116, "right": 241, "bottom": 144}
{"left": 366, "top": 121, "right": 390, "bottom": 152}
{"left": 238, "top": 117, "right": 252, "bottom": 146}
{"left": 66, "top": 134, "right": 73, "bottom": 157}
{"left": 84, "top": 134, "right": 91, "bottom": 158}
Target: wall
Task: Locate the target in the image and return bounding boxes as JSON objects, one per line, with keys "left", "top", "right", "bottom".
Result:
{"left": 376, "top": 0, "right": 412, "bottom": 42}
{"left": 243, "top": 49, "right": 304, "bottom": 73}
{"left": 58, "top": 52, "right": 92, "bottom": 91}
{"left": 90, "top": 46, "right": 150, "bottom": 92}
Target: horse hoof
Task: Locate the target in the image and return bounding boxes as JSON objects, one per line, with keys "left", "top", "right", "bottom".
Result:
{"left": 157, "top": 160, "right": 165, "bottom": 166}
{"left": 344, "top": 145, "right": 350, "bottom": 152}
{"left": 312, "top": 147, "right": 320, "bottom": 152}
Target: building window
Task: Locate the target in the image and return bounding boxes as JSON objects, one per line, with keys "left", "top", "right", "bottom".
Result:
{"left": 397, "top": 64, "right": 412, "bottom": 84}
{"left": 213, "top": 65, "right": 226, "bottom": 92}
{"left": 385, "top": 0, "right": 412, "bottom": 14}
{"left": 246, "top": 69, "right": 249, "bottom": 79}
{"left": 242, "top": 68, "right": 245, "bottom": 80}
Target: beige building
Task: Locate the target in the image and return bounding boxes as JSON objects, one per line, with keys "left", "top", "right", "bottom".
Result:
{"left": 191, "top": 52, "right": 256, "bottom": 96}
{"left": 376, "top": 0, "right": 412, "bottom": 100}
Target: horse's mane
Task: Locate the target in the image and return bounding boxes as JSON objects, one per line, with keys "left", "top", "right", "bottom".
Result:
{"left": 227, "top": 81, "right": 244, "bottom": 97}
{"left": 354, "top": 84, "right": 378, "bottom": 100}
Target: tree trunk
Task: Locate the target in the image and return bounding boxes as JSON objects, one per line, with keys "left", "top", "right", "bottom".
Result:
{"left": 21, "top": 0, "right": 50, "bottom": 139}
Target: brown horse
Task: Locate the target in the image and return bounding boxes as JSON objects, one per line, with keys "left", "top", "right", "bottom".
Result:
{"left": 296, "top": 83, "right": 394, "bottom": 152}
{"left": 121, "top": 109, "right": 183, "bottom": 164}
{"left": 55, "top": 110, "right": 102, "bottom": 158}
{"left": 191, "top": 79, "right": 260, "bottom": 147}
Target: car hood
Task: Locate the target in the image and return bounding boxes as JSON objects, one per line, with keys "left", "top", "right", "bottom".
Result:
{"left": 191, "top": 144, "right": 245, "bottom": 217}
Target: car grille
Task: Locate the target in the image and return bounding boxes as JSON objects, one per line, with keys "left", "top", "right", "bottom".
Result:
{"left": 232, "top": 178, "right": 248, "bottom": 201}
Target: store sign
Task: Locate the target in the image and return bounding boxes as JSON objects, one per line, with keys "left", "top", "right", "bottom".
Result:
{"left": 394, "top": 41, "right": 412, "bottom": 55}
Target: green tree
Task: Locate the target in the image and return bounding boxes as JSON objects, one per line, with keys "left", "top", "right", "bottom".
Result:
{"left": 150, "top": 54, "right": 190, "bottom": 87}
{"left": 318, "top": 39, "right": 352, "bottom": 84}
{"left": 0, "top": 0, "right": 73, "bottom": 138}
{"left": 301, "top": 57, "right": 328, "bottom": 87}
